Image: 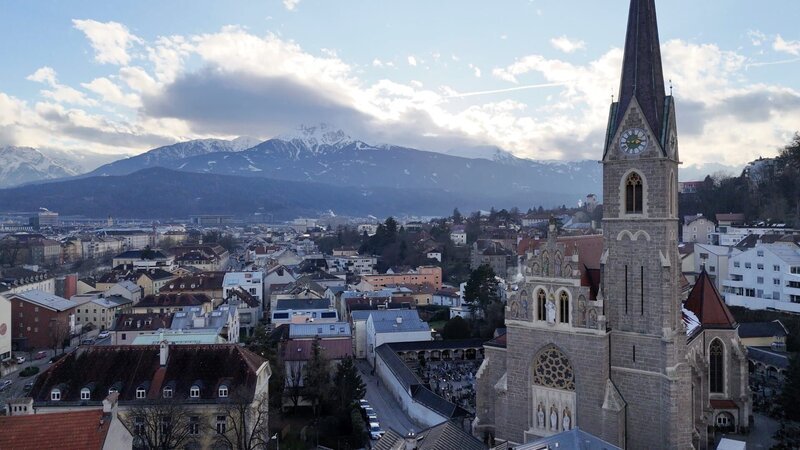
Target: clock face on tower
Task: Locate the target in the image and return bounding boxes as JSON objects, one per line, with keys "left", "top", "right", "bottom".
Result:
{"left": 620, "top": 128, "right": 648, "bottom": 154}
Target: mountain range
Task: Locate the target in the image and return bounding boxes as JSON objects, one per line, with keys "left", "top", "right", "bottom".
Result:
{"left": 0, "top": 124, "right": 742, "bottom": 218}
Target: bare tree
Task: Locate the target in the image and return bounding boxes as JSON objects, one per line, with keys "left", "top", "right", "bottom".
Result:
{"left": 48, "top": 318, "right": 71, "bottom": 355}
{"left": 213, "top": 388, "right": 270, "bottom": 450}
{"left": 123, "top": 401, "right": 197, "bottom": 450}
{"left": 285, "top": 360, "right": 304, "bottom": 409}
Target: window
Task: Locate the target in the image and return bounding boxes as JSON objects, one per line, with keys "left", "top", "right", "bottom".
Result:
{"left": 136, "top": 388, "right": 146, "bottom": 399}
{"left": 190, "top": 386, "right": 200, "bottom": 398}
{"left": 216, "top": 415, "right": 227, "bottom": 434}
{"left": 160, "top": 416, "right": 172, "bottom": 435}
{"left": 710, "top": 340, "right": 724, "bottom": 393}
{"left": 189, "top": 416, "right": 200, "bottom": 435}
{"left": 121, "top": 333, "right": 127, "bottom": 340}
{"left": 709, "top": 266, "right": 716, "bottom": 273}
{"left": 699, "top": 253, "right": 709, "bottom": 260}
{"left": 757, "top": 250, "right": 764, "bottom": 257}
{"left": 81, "top": 388, "right": 90, "bottom": 400}
{"left": 51, "top": 389, "right": 61, "bottom": 401}
{"left": 163, "top": 387, "right": 173, "bottom": 398}
{"left": 733, "top": 262, "right": 740, "bottom": 268}
{"left": 625, "top": 172, "right": 643, "bottom": 214}
{"left": 134, "top": 416, "right": 145, "bottom": 435}
{"left": 757, "top": 277, "right": 764, "bottom": 284}
{"left": 774, "top": 278, "right": 781, "bottom": 285}
{"left": 219, "top": 386, "right": 228, "bottom": 398}
{"left": 537, "top": 290, "right": 547, "bottom": 321}
{"left": 745, "top": 263, "right": 752, "bottom": 269}
{"left": 108, "top": 387, "right": 118, "bottom": 395}
{"left": 559, "top": 291, "right": 569, "bottom": 324}
{"left": 757, "top": 264, "right": 764, "bottom": 270}
{"left": 773, "top": 265, "right": 781, "bottom": 271}
{"left": 792, "top": 267, "right": 800, "bottom": 275}
{"left": 772, "top": 292, "right": 780, "bottom": 301}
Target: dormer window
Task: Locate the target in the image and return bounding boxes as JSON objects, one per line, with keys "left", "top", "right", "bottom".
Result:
{"left": 136, "top": 388, "right": 147, "bottom": 399}
{"left": 80, "top": 388, "right": 90, "bottom": 400}
{"left": 190, "top": 385, "right": 200, "bottom": 398}
{"left": 51, "top": 389, "right": 61, "bottom": 401}
{"left": 108, "top": 387, "right": 118, "bottom": 395}
{"left": 163, "top": 387, "right": 173, "bottom": 398}
{"left": 219, "top": 386, "right": 228, "bottom": 398}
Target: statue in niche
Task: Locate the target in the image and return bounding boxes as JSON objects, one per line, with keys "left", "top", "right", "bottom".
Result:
{"left": 543, "top": 256, "right": 550, "bottom": 277}
{"left": 531, "top": 262, "right": 541, "bottom": 276}
{"left": 550, "top": 405, "right": 558, "bottom": 431}
{"left": 555, "top": 256, "right": 562, "bottom": 277}
{"left": 563, "top": 407, "right": 572, "bottom": 431}
{"left": 546, "top": 296, "right": 556, "bottom": 324}
{"left": 522, "top": 297, "right": 529, "bottom": 319}
{"left": 588, "top": 309, "right": 598, "bottom": 328}
{"left": 537, "top": 403, "right": 545, "bottom": 428}
{"left": 510, "top": 300, "right": 520, "bottom": 318}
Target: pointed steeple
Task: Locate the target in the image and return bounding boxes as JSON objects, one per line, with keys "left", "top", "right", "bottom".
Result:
{"left": 613, "top": 0, "right": 666, "bottom": 141}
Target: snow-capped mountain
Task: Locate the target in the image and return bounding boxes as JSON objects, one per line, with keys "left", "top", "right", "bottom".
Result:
{"left": 0, "top": 146, "right": 80, "bottom": 188}
{"left": 85, "top": 136, "right": 260, "bottom": 177}
{"left": 85, "top": 125, "right": 602, "bottom": 205}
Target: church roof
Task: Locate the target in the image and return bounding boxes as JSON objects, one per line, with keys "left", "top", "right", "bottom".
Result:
{"left": 614, "top": 0, "right": 666, "bottom": 141}
{"left": 683, "top": 270, "right": 736, "bottom": 333}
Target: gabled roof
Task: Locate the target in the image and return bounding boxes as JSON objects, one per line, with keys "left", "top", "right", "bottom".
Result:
{"left": 282, "top": 338, "right": 353, "bottom": 361}
{"left": 516, "top": 427, "right": 621, "bottom": 450}
{"left": 0, "top": 409, "right": 112, "bottom": 450}
{"left": 683, "top": 270, "right": 736, "bottom": 334}
{"left": 737, "top": 320, "right": 788, "bottom": 339}
{"left": 136, "top": 293, "right": 212, "bottom": 308}
{"left": 374, "top": 420, "right": 486, "bottom": 450}
{"left": 9, "top": 289, "right": 77, "bottom": 312}
{"left": 114, "top": 313, "right": 173, "bottom": 331}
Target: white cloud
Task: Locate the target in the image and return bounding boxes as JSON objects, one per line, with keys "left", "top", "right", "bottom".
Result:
{"left": 469, "top": 64, "right": 482, "bottom": 78}
{"left": 372, "top": 59, "right": 384, "bottom": 68}
{"left": 407, "top": 56, "right": 417, "bottom": 67}
{"left": 550, "top": 35, "right": 586, "bottom": 53}
{"left": 26, "top": 66, "right": 96, "bottom": 107}
{"left": 283, "top": 0, "right": 300, "bottom": 11}
{"left": 26, "top": 67, "right": 57, "bottom": 86}
{"left": 81, "top": 77, "right": 141, "bottom": 108}
{"left": 72, "top": 19, "right": 141, "bottom": 65}
{"left": 773, "top": 35, "right": 800, "bottom": 56}
{"left": 747, "top": 30, "right": 767, "bottom": 46}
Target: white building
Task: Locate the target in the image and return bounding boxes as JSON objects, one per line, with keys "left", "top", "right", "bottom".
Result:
{"left": 223, "top": 271, "right": 264, "bottom": 305}
{"left": 693, "top": 244, "right": 741, "bottom": 293}
{"left": 271, "top": 299, "right": 337, "bottom": 326}
{"left": 330, "top": 255, "right": 377, "bottom": 275}
{"left": 713, "top": 225, "right": 796, "bottom": 247}
{"left": 450, "top": 227, "right": 467, "bottom": 246}
{"left": 365, "top": 310, "right": 432, "bottom": 366}
{"left": 722, "top": 243, "right": 800, "bottom": 313}
{"left": 683, "top": 214, "right": 716, "bottom": 244}
{"left": 0, "top": 294, "right": 11, "bottom": 361}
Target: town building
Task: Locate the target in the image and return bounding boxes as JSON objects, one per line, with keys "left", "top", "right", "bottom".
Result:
{"left": 75, "top": 295, "right": 133, "bottom": 331}
{"left": 160, "top": 273, "right": 226, "bottom": 301}
{"left": 131, "top": 293, "right": 214, "bottom": 315}
{"left": 374, "top": 420, "right": 485, "bottom": 450}
{"left": 223, "top": 271, "right": 264, "bottom": 307}
{"left": 223, "top": 288, "right": 262, "bottom": 338}
{"left": 270, "top": 298, "right": 337, "bottom": 326}
{"left": 722, "top": 242, "right": 800, "bottom": 312}
{"left": 8, "top": 289, "right": 77, "bottom": 350}
{"left": 365, "top": 310, "right": 432, "bottom": 367}
{"left": 19, "top": 343, "right": 270, "bottom": 449}
{"left": 683, "top": 214, "right": 716, "bottom": 244}
{"left": 169, "top": 244, "right": 230, "bottom": 271}
{"left": 450, "top": 226, "right": 468, "bottom": 246}
{"left": 737, "top": 320, "right": 788, "bottom": 349}
{"left": 693, "top": 243, "right": 741, "bottom": 293}
{"left": 0, "top": 294, "right": 11, "bottom": 361}
{"left": 359, "top": 266, "right": 442, "bottom": 291}
{"left": 111, "top": 249, "right": 173, "bottom": 269}
{"left": 0, "top": 267, "right": 55, "bottom": 295}
{"left": 110, "top": 313, "right": 173, "bottom": 345}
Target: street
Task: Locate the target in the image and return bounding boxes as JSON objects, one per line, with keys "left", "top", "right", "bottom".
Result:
{"left": 0, "top": 349, "right": 59, "bottom": 404}
{"left": 356, "top": 359, "right": 421, "bottom": 436}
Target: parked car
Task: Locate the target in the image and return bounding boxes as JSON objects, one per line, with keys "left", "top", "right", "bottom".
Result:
{"left": 369, "top": 422, "right": 385, "bottom": 440}
{"left": 97, "top": 331, "right": 110, "bottom": 339}
{"left": 81, "top": 338, "right": 95, "bottom": 345}
{"left": 23, "top": 382, "right": 34, "bottom": 392}
{"left": 366, "top": 411, "right": 378, "bottom": 423}
{"left": 0, "top": 380, "right": 12, "bottom": 391}
{"left": 34, "top": 351, "right": 48, "bottom": 360}
{"left": 358, "top": 399, "right": 370, "bottom": 409}
{"left": 49, "top": 353, "right": 66, "bottom": 364}
{"left": 15, "top": 356, "right": 25, "bottom": 364}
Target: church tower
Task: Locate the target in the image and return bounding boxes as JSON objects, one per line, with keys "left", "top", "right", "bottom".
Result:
{"left": 601, "top": 0, "right": 692, "bottom": 448}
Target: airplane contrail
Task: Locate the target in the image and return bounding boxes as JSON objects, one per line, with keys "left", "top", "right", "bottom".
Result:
{"left": 444, "top": 82, "right": 567, "bottom": 99}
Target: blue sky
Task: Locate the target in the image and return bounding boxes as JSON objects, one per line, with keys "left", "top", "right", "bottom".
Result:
{"left": 1, "top": 0, "right": 799, "bottom": 170}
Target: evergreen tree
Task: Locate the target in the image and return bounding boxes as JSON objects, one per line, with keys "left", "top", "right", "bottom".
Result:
{"left": 442, "top": 316, "right": 471, "bottom": 340}
{"left": 453, "top": 208, "right": 463, "bottom": 224}
{"left": 464, "top": 264, "right": 500, "bottom": 317}
{"left": 304, "top": 338, "right": 332, "bottom": 418}
{"left": 332, "top": 356, "right": 366, "bottom": 412}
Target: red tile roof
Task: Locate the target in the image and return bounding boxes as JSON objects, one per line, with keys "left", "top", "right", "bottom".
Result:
{"left": 521, "top": 235, "right": 603, "bottom": 269}
{"left": 0, "top": 409, "right": 111, "bottom": 450}
{"left": 684, "top": 270, "right": 736, "bottom": 330}
{"left": 282, "top": 338, "right": 353, "bottom": 361}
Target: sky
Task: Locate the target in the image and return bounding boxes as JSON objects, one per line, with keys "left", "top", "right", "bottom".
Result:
{"left": 1, "top": 0, "right": 799, "bottom": 170}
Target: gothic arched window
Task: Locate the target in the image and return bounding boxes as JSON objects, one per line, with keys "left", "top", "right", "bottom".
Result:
{"left": 537, "top": 290, "right": 547, "bottom": 321}
{"left": 710, "top": 339, "right": 724, "bottom": 393}
{"left": 532, "top": 346, "right": 575, "bottom": 391}
{"left": 625, "top": 172, "right": 643, "bottom": 214}
{"left": 559, "top": 291, "right": 570, "bottom": 323}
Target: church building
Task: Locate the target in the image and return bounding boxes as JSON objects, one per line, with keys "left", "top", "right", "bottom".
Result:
{"left": 473, "top": 1, "right": 752, "bottom": 449}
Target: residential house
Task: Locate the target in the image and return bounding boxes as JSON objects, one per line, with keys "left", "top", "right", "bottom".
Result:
{"left": 359, "top": 266, "right": 443, "bottom": 291}
{"left": 8, "top": 290, "right": 77, "bottom": 350}
{"left": 722, "top": 242, "right": 800, "bottom": 312}
{"left": 75, "top": 296, "right": 133, "bottom": 331}
{"left": 162, "top": 305, "right": 240, "bottom": 344}
{"left": 683, "top": 214, "right": 716, "bottom": 244}
{"left": 693, "top": 244, "right": 741, "bottom": 293}
{"left": 111, "top": 249, "right": 173, "bottom": 269}
{"left": 102, "top": 229, "right": 153, "bottom": 250}
{"left": 104, "top": 280, "right": 143, "bottom": 303}
{"left": 111, "top": 313, "right": 173, "bottom": 345}
{"left": 470, "top": 240, "right": 514, "bottom": 278}
{"left": 20, "top": 343, "right": 270, "bottom": 450}
{"left": 450, "top": 226, "right": 467, "bottom": 246}
{"left": 271, "top": 298, "right": 337, "bottom": 326}
{"left": 365, "top": 310, "right": 432, "bottom": 367}
{"left": 330, "top": 255, "right": 377, "bottom": 275}
{"left": 0, "top": 267, "right": 55, "bottom": 295}
{"left": 80, "top": 236, "right": 124, "bottom": 260}
{"left": 223, "top": 271, "right": 264, "bottom": 308}
{"left": 170, "top": 244, "right": 230, "bottom": 271}
{"left": 160, "top": 272, "right": 226, "bottom": 303}
{"left": 29, "top": 238, "right": 62, "bottom": 266}
{"left": 131, "top": 293, "right": 214, "bottom": 315}
{"left": 224, "top": 288, "right": 262, "bottom": 338}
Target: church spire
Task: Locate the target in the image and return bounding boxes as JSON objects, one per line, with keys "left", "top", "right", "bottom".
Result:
{"left": 613, "top": 0, "right": 666, "bottom": 142}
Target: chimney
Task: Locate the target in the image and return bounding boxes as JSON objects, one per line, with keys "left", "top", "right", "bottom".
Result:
{"left": 102, "top": 391, "right": 119, "bottom": 421}
{"left": 160, "top": 340, "right": 170, "bottom": 366}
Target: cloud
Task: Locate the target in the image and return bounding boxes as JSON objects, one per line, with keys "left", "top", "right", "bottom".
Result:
{"left": 407, "top": 56, "right": 417, "bottom": 67}
{"left": 774, "top": 35, "right": 800, "bottom": 56}
{"left": 469, "top": 64, "right": 482, "bottom": 78}
{"left": 283, "top": 0, "right": 300, "bottom": 11}
{"left": 550, "top": 36, "right": 586, "bottom": 53}
{"left": 26, "top": 67, "right": 57, "bottom": 86}
{"left": 26, "top": 66, "right": 96, "bottom": 107}
{"left": 81, "top": 77, "right": 141, "bottom": 108}
{"left": 747, "top": 30, "right": 767, "bottom": 46}
{"left": 72, "top": 19, "right": 141, "bottom": 65}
